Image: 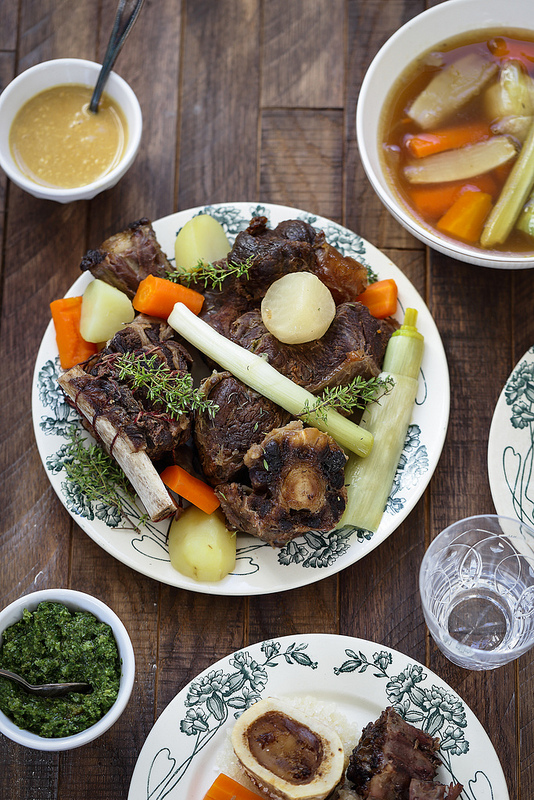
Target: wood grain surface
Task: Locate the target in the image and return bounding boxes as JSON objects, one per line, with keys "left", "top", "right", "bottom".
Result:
{"left": 0, "top": 1, "right": 533, "bottom": 798}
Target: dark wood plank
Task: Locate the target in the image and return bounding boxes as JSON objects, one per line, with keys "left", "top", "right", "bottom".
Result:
{"left": 177, "top": 0, "right": 261, "bottom": 208}
{"left": 260, "top": 0, "right": 345, "bottom": 109}
{"left": 260, "top": 109, "right": 344, "bottom": 222}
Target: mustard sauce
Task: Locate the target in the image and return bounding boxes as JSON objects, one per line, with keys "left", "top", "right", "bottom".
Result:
{"left": 9, "top": 84, "right": 128, "bottom": 189}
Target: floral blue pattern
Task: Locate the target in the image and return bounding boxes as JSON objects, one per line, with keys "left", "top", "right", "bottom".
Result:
{"left": 129, "top": 636, "right": 502, "bottom": 800}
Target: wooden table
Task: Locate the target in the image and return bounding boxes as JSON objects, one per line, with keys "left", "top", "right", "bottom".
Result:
{"left": 1, "top": 1, "right": 533, "bottom": 797}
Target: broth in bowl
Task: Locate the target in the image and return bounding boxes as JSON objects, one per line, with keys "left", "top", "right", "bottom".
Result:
{"left": 380, "top": 29, "right": 534, "bottom": 254}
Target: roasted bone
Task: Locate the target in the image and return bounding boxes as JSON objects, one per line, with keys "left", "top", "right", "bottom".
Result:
{"left": 216, "top": 421, "right": 347, "bottom": 545}
{"left": 58, "top": 365, "right": 177, "bottom": 522}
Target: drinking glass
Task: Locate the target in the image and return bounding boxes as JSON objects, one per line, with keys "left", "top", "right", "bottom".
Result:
{"left": 419, "top": 514, "right": 534, "bottom": 670}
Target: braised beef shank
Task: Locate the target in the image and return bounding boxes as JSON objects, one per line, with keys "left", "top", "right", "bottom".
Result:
{"left": 194, "top": 371, "right": 290, "bottom": 485}
{"left": 80, "top": 218, "right": 171, "bottom": 299}
{"left": 346, "top": 708, "right": 462, "bottom": 800}
{"left": 216, "top": 421, "right": 347, "bottom": 545}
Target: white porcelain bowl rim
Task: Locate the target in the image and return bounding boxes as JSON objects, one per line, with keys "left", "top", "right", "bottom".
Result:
{"left": 356, "top": 0, "right": 534, "bottom": 269}
{"left": 0, "top": 58, "right": 142, "bottom": 202}
{"left": 0, "top": 588, "right": 135, "bottom": 751}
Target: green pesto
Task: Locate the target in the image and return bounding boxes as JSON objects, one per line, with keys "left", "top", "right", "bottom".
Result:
{"left": 0, "top": 601, "right": 121, "bottom": 738}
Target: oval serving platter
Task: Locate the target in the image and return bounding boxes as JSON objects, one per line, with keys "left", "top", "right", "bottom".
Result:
{"left": 32, "top": 201, "right": 450, "bottom": 596}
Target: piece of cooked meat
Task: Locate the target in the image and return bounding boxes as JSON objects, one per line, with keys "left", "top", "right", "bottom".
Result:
{"left": 216, "top": 421, "right": 347, "bottom": 545}
{"left": 194, "top": 371, "right": 290, "bottom": 485}
{"left": 230, "top": 302, "right": 397, "bottom": 394}
{"left": 196, "top": 216, "right": 369, "bottom": 335}
{"left": 80, "top": 217, "right": 171, "bottom": 298}
{"left": 70, "top": 319, "right": 194, "bottom": 463}
{"left": 346, "top": 707, "right": 441, "bottom": 800}
{"left": 409, "top": 779, "right": 463, "bottom": 800}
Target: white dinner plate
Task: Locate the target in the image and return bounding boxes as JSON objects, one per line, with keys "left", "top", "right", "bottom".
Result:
{"left": 488, "top": 345, "right": 534, "bottom": 526}
{"left": 127, "top": 632, "right": 508, "bottom": 800}
{"left": 32, "top": 201, "right": 450, "bottom": 595}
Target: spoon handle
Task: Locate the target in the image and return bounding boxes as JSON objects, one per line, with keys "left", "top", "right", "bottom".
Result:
{"left": 0, "top": 668, "right": 92, "bottom": 697}
{"left": 89, "top": 0, "right": 145, "bottom": 113}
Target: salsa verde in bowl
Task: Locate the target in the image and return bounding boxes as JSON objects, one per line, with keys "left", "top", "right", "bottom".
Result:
{"left": 0, "top": 589, "right": 135, "bottom": 751}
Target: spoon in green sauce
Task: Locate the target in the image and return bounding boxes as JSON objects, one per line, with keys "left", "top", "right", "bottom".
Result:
{"left": 0, "top": 668, "right": 92, "bottom": 697}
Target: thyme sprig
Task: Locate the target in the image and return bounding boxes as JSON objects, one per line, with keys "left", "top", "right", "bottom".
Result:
{"left": 114, "top": 352, "right": 218, "bottom": 419}
{"left": 300, "top": 375, "right": 395, "bottom": 423}
{"left": 60, "top": 426, "right": 146, "bottom": 529}
{"left": 166, "top": 255, "right": 255, "bottom": 291}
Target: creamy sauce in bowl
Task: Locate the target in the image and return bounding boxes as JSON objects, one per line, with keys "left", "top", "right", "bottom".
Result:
{"left": 9, "top": 84, "right": 128, "bottom": 189}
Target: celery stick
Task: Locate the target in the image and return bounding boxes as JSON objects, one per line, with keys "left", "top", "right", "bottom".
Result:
{"left": 403, "top": 136, "right": 517, "bottom": 185}
{"left": 167, "top": 302, "right": 374, "bottom": 458}
{"left": 408, "top": 53, "right": 498, "bottom": 130}
{"left": 340, "top": 308, "right": 424, "bottom": 533}
{"left": 516, "top": 192, "right": 534, "bottom": 238}
{"left": 481, "top": 117, "right": 534, "bottom": 247}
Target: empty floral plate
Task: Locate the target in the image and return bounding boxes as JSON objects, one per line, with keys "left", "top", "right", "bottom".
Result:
{"left": 127, "top": 633, "right": 508, "bottom": 800}
{"left": 32, "top": 201, "right": 450, "bottom": 596}
{"left": 488, "top": 345, "right": 534, "bottom": 527}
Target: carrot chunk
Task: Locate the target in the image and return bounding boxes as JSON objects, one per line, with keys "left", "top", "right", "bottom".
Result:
{"left": 436, "top": 189, "right": 493, "bottom": 242}
{"left": 161, "top": 465, "right": 220, "bottom": 514}
{"left": 132, "top": 274, "right": 204, "bottom": 318}
{"left": 405, "top": 122, "right": 492, "bottom": 159}
{"left": 50, "top": 296, "right": 98, "bottom": 369}
{"left": 408, "top": 173, "right": 498, "bottom": 219}
{"left": 355, "top": 279, "right": 398, "bottom": 319}
{"left": 202, "top": 774, "right": 262, "bottom": 800}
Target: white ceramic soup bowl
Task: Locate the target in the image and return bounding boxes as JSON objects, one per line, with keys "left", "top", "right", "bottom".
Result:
{"left": 356, "top": 0, "right": 534, "bottom": 269}
{"left": 0, "top": 588, "right": 135, "bottom": 751}
{"left": 0, "top": 58, "right": 142, "bottom": 203}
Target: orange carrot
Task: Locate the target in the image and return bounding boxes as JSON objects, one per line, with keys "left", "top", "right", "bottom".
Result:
{"left": 488, "top": 36, "right": 534, "bottom": 66}
{"left": 161, "top": 465, "right": 220, "bottom": 514}
{"left": 132, "top": 274, "right": 204, "bottom": 318}
{"left": 405, "top": 122, "right": 492, "bottom": 159}
{"left": 356, "top": 279, "right": 398, "bottom": 319}
{"left": 436, "top": 189, "right": 493, "bottom": 243}
{"left": 50, "top": 297, "right": 98, "bottom": 369}
{"left": 408, "top": 173, "right": 498, "bottom": 219}
{"left": 202, "top": 774, "right": 262, "bottom": 800}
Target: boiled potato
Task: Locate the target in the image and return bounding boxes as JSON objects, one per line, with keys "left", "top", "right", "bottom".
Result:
{"left": 168, "top": 506, "right": 236, "bottom": 582}
{"left": 80, "top": 279, "right": 134, "bottom": 343}
{"left": 174, "top": 214, "right": 230, "bottom": 271}
{"left": 261, "top": 272, "right": 336, "bottom": 344}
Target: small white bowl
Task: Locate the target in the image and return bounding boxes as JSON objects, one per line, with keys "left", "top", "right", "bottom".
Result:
{"left": 0, "top": 58, "right": 142, "bottom": 203}
{"left": 0, "top": 588, "right": 135, "bottom": 751}
{"left": 356, "top": 0, "right": 534, "bottom": 269}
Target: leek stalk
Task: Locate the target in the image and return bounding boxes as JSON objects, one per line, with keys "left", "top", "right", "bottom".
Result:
{"left": 168, "top": 302, "right": 374, "bottom": 458}
{"left": 403, "top": 136, "right": 517, "bottom": 185}
{"left": 481, "top": 116, "right": 534, "bottom": 247}
{"left": 340, "top": 308, "right": 424, "bottom": 533}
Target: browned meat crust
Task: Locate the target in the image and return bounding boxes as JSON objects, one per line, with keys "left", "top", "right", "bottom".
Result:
{"left": 230, "top": 303, "right": 397, "bottom": 394}
{"left": 346, "top": 707, "right": 462, "bottom": 800}
{"left": 80, "top": 218, "right": 171, "bottom": 299}
{"left": 194, "top": 371, "right": 290, "bottom": 485}
{"left": 216, "top": 421, "right": 347, "bottom": 545}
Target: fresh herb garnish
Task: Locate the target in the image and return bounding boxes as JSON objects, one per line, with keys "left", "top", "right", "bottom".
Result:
{"left": 166, "top": 256, "right": 255, "bottom": 291}
{"left": 300, "top": 375, "right": 395, "bottom": 423}
{"left": 58, "top": 426, "right": 146, "bottom": 528}
{"left": 114, "top": 352, "right": 218, "bottom": 419}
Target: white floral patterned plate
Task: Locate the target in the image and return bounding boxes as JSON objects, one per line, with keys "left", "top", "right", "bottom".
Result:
{"left": 127, "top": 633, "right": 508, "bottom": 800}
{"left": 32, "top": 202, "right": 449, "bottom": 595}
{"left": 488, "top": 345, "right": 534, "bottom": 527}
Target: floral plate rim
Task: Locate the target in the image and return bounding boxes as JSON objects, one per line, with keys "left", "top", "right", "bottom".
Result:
{"left": 127, "top": 632, "right": 508, "bottom": 800}
{"left": 32, "top": 201, "right": 450, "bottom": 596}
{"left": 488, "top": 345, "right": 534, "bottom": 527}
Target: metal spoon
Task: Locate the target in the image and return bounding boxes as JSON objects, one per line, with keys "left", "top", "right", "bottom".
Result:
{"left": 89, "top": 0, "right": 145, "bottom": 113}
{"left": 0, "top": 668, "right": 92, "bottom": 698}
